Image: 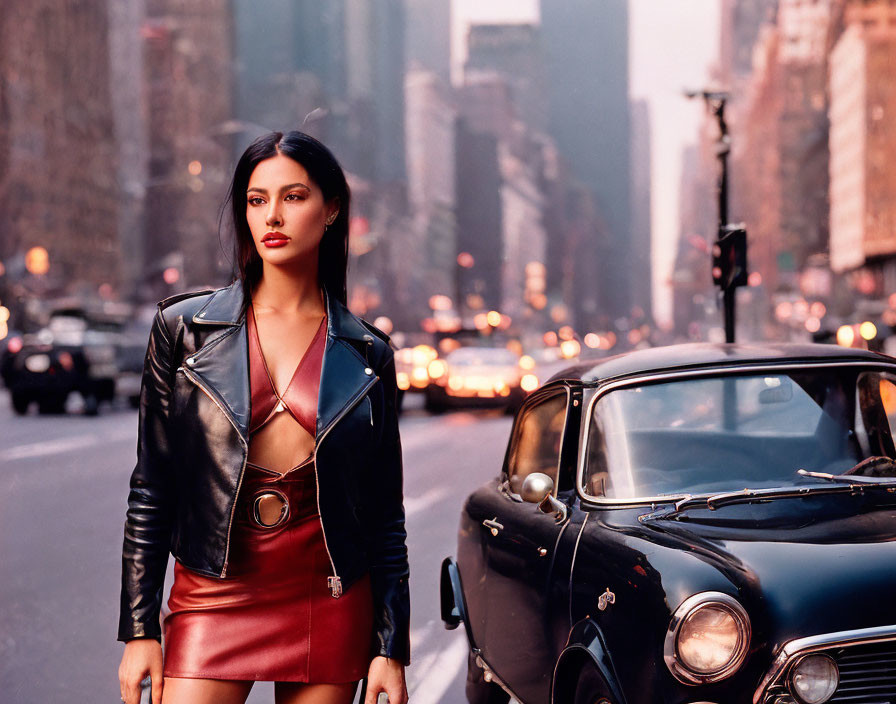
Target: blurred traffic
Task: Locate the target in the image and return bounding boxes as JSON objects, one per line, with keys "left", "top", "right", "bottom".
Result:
{"left": 1, "top": 297, "right": 154, "bottom": 415}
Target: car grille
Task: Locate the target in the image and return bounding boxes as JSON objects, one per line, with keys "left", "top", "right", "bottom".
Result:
{"left": 762, "top": 639, "right": 896, "bottom": 703}
{"left": 830, "top": 641, "right": 896, "bottom": 702}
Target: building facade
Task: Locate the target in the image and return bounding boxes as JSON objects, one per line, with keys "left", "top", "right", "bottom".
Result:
{"left": 539, "top": 0, "right": 632, "bottom": 320}
{"left": 0, "top": 1, "right": 125, "bottom": 296}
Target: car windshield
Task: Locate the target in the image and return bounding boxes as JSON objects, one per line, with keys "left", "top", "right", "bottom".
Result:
{"left": 583, "top": 368, "right": 896, "bottom": 500}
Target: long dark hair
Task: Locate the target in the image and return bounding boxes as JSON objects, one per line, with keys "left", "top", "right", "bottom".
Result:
{"left": 226, "top": 131, "right": 351, "bottom": 309}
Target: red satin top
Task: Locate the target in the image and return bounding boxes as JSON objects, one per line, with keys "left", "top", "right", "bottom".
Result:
{"left": 247, "top": 303, "right": 327, "bottom": 439}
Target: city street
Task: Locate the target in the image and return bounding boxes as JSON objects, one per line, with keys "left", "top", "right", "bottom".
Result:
{"left": 0, "top": 391, "right": 512, "bottom": 704}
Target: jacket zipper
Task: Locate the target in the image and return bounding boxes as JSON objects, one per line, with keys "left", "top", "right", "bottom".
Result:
{"left": 179, "top": 365, "right": 248, "bottom": 578}
{"left": 313, "top": 374, "right": 379, "bottom": 597}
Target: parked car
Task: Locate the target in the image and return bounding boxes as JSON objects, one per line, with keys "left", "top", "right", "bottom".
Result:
{"left": 425, "top": 346, "right": 536, "bottom": 413}
{"left": 441, "top": 343, "right": 896, "bottom": 704}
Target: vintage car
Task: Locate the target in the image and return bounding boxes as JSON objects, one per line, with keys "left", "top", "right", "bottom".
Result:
{"left": 441, "top": 343, "right": 896, "bottom": 704}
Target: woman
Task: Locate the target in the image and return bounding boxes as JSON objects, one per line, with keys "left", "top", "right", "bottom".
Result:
{"left": 117, "top": 131, "right": 410, "bottom": 704}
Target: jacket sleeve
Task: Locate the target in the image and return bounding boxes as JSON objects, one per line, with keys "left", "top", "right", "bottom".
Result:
{"left": 368, "top": 346, "right": 411, "bottom": 665}
{"left": 118, "top": 307, "right": 177, "bottom": 642}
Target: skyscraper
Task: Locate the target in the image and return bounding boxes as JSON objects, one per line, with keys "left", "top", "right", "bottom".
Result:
{"left": 630, "top": 99, "right": 653, "bottom": 318}
{"left": 142, "top": 0, "right": 235, "bottom": 290}
{"left": 404, "top": 0, "right": 451, "bottom": 83}
{"left": 539, "top": 0, "right": 632, "bottom": 320}
{"left": 232, "top": 0, "right": 405, "bottom": 185}
{"left": 344, "top": 0, "right": 406, "bottom": 184}
{"left": 464, "top": 23, "right": 547, "bottom": 132}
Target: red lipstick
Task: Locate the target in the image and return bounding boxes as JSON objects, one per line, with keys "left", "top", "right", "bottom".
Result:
{"left": 262, "top": 232, "right": 290, "bottom": 248}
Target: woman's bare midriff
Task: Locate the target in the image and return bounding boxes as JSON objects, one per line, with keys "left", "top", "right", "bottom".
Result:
{"left": 247, "top": 410, "right": 315, "bottom": 474}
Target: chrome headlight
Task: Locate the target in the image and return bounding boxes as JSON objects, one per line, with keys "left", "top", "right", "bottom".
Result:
{"left": 789, "top": 654, "right": 839, "bottom": 704}
{"left": 664, "top": 592, "right": 751, "bottom": 684}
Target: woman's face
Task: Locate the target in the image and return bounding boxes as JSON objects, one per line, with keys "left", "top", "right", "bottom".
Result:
{"left": 245, "top": 153, "right": 338, "bottom": 269}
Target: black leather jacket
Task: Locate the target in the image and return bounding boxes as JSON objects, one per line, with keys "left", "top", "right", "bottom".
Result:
{"left": 118, "top": 280, "right": 410, "bottom": 665}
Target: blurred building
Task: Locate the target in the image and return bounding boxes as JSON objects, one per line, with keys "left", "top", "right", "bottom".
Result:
{"left": 455, "top": 120, "right": 503, "bottom": 317}
{"left": 497, "top": 128, "right": 548, "bottom": 323}
{"left": 454, "top": 68, "right": 552, "bottom": 329}
{"left": 459, "top": 19, "right": 616, "bottom": 335}
{"left": 720, "top": 0, "right": 781, "bottom": 83}
{"left": 344, "top": 0, "right": 406, "bottom": 185}
{"left": 734, "top": 24, "right": 783, "bottom": 315}
{"left": 542, "top": 167, "right": 611, "bottom": 335}
{"left": 464, "top": 23, "right": 548, "bottom": 133}
{"left": 727, "top": 1, "right": 834, "bottom": 305}
{"left": 774, "top": 0, "right": 832, "bottom": 277}
{"left": 539, "top": 0, "right": 632, "bottom": 320}
{"left": 232, "top": 0, "right": 343, "bottom": 143}
{"left": 674, "top": 136, "right": 718, "bottom": 339}
{"left": 108, "top": 0, "right": 150, "bottom": 297}
{"left": 404, "top": 69, "right": 458, "bottom": 324}
{"left": 232, "top": 0, "right": 405, "bottom": 184}
{"left": 454, "top": 74, "right": 520, "bottom": 318}
{"left": 0, "top": 1, "right": 125, "bottom": 296}
{"left": 142, "top": 0, "right": 235, "bottom": 292}
{"left": 630, "top": 99, "right": 653, "bottom": 319}
{"left": 829, "top": 0, "right": 896, "bottom": 295}
{"left": 404, "top": 0, "right": 451, "bottom": 84}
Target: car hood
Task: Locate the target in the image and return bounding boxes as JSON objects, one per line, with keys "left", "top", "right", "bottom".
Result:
{"left": 625, "top": 497, "right": 896, "bottom": 645}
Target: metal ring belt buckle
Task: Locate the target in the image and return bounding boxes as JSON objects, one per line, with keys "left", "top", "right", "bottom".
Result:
{"left": 251, "top": 489, "right": 289, "bottom": 528}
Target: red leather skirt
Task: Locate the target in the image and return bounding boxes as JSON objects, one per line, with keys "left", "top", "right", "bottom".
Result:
{"left": 162, "top": 458, "right": 374, "bottom": 682}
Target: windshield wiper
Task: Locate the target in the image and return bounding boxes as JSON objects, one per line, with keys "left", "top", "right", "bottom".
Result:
{"left": 798, "top": 456, "right": 896, "bottom": 484}
{"left": 796, "top": 468, "right": 896, "bottom": 485}
{"left": 640, "top": 479, "right": 896, "bottom": 522}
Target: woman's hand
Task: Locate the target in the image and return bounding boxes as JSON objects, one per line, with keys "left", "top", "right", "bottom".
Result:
{"left": 118, "top": 639, "right": 164, "bottom": 704}
{"left": 365, "top": 655, "right": 408, "bottom": 704}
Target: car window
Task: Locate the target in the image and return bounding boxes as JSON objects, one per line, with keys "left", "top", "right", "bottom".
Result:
{"left": 584, "top": 368, "right": 896, "bottom": 500}
{"left": 507, "top": 391, "right": 568, "bottom": 495}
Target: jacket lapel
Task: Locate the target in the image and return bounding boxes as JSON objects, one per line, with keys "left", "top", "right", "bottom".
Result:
{"left": 187, "top": 281, "right": 250, "bottom": 439}
{"left": 187, "top": 279, "right": 376, "bottom": 444}
{"left": 317, "top": 286, "right": 379, "bottom": 439}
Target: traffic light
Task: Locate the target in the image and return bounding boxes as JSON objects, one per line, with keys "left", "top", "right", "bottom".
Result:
{"left": 711, "top": 227, "right": 747, "bottom": 289}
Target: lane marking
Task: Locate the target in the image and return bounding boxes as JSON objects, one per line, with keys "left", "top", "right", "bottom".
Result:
{"left": 406, "top": 632, "right": 469, "bottom": 704}
{"left": 409, "top": 627, "right": 426, "bottom": 652}
{"left": 0, "top": 430, "right": 132, "bottom": 462}
{"left": 405, "top": 485, "right": 450, "bottom": 517}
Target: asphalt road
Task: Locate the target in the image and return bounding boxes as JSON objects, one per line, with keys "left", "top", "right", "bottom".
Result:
{"left": 0, "top": 390, "right": 513, "bottom": 704}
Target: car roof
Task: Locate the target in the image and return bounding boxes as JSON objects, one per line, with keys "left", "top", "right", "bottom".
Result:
{"left": 545, "top": 342, "right": 896, "bottom": 386}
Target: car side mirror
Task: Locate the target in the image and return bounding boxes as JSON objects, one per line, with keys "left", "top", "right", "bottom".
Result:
{"left": 521, "top": 472, "right": 554, "bottom": 503}
{"left": 521, "top": 472, "right": 568, "bottom": 523}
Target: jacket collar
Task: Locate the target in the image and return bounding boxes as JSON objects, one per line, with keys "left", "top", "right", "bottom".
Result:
{"left": 192, "top": 279, "right": 372, "bottom": 343}
{"left": 186, "top": 278, "right": 376, "bottom": 443}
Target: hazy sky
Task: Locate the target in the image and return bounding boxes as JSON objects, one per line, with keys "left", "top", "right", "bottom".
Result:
{"left": 452, "top": 0, "right": 721, "bottom": 325}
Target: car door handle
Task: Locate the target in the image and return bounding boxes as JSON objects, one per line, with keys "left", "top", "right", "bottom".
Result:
{"left": 482, "top": 518, "right": 504, "bottom": 536}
